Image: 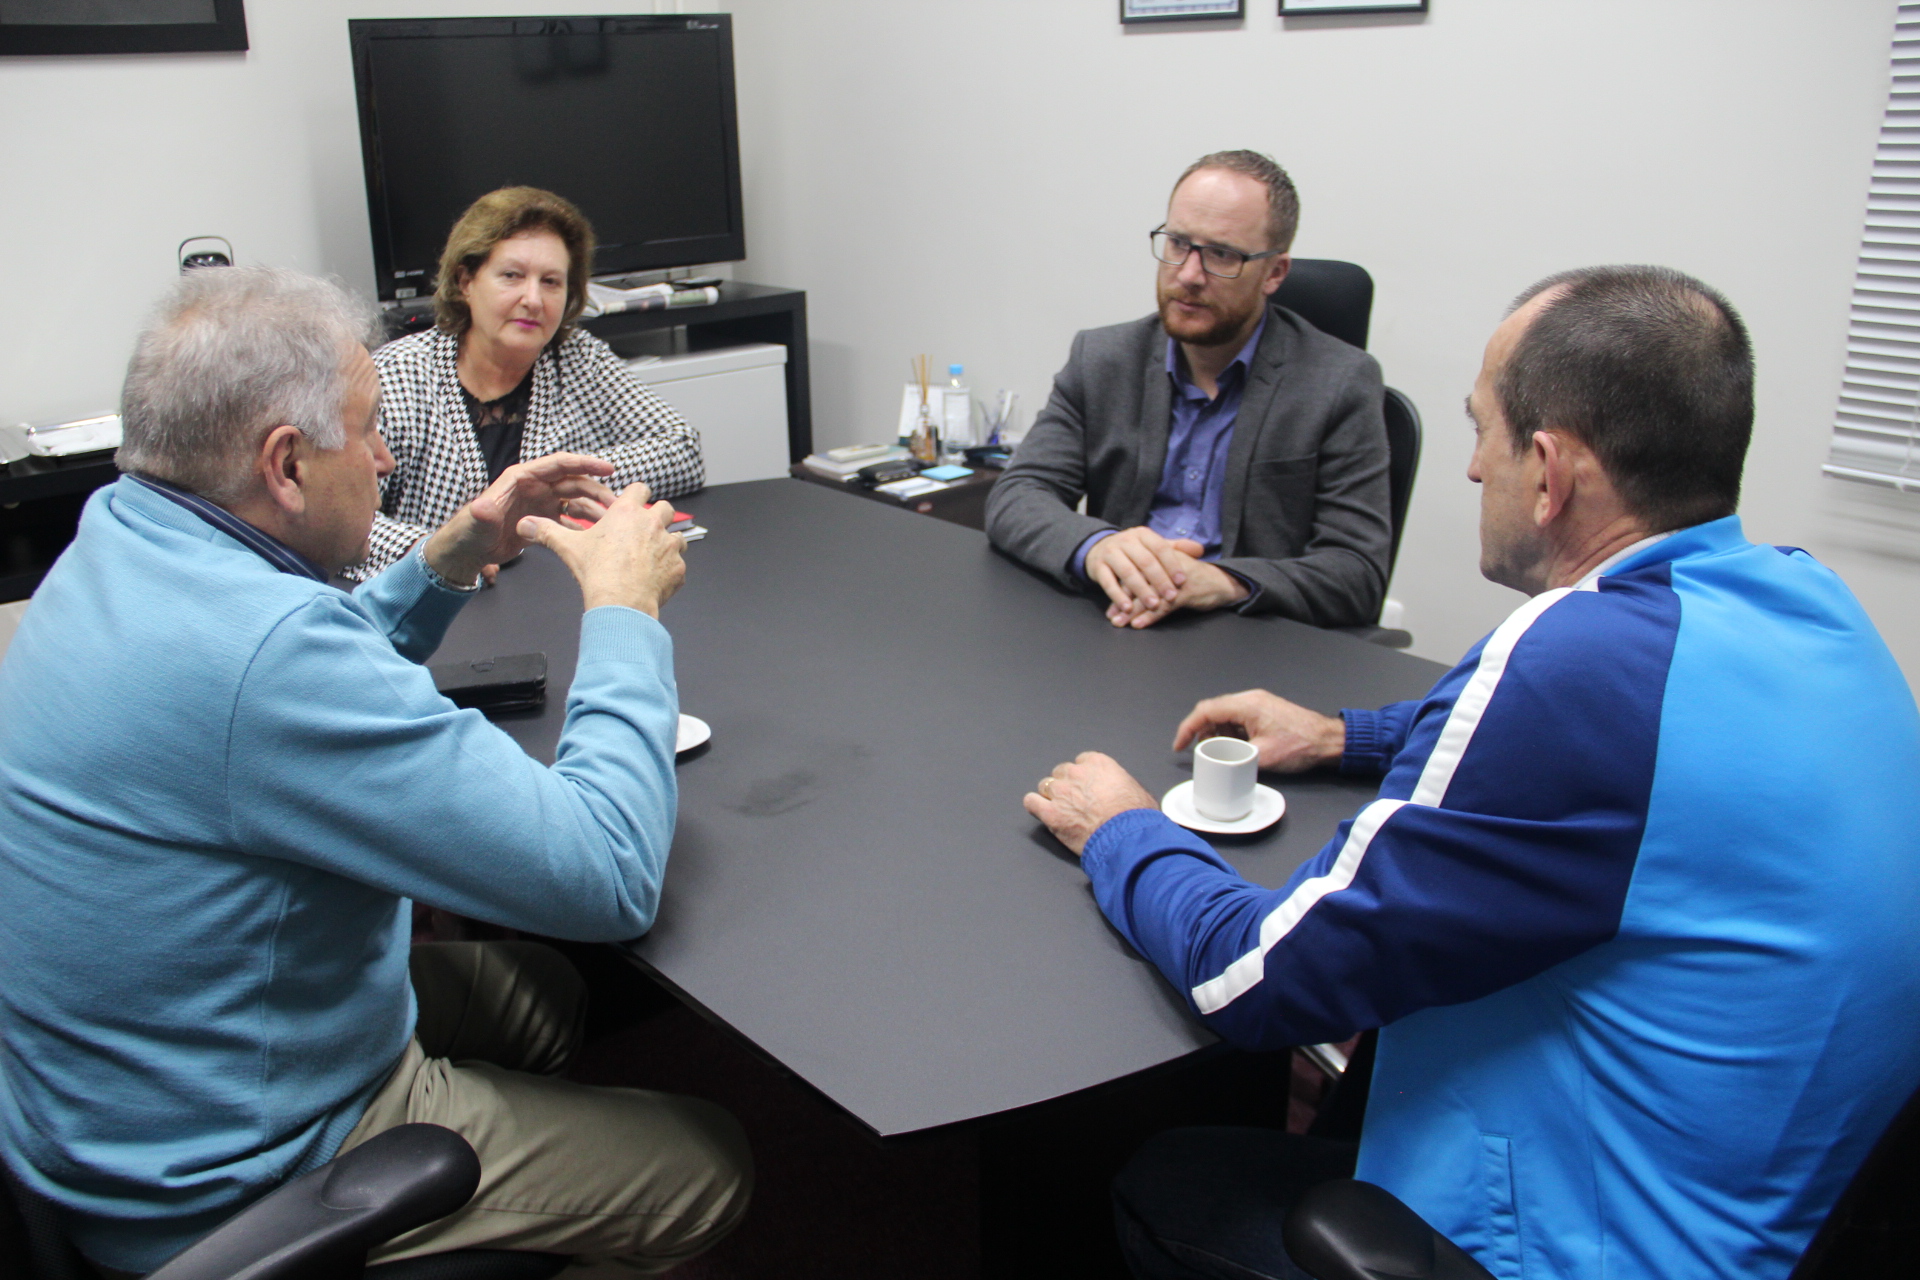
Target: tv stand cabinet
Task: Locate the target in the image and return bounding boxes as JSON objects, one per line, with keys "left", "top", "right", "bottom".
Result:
{"left": 0, "top": 457, "right": 116, "bottom": 601}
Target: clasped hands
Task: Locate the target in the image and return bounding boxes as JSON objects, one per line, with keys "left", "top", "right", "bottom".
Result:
{"left": 1022, "top": 690, "right": 1346, "bottom": 856}
{"left": 1085, "top": 526, "right": 1247, "bottom": 629}
{"left": 422, "top": 452, "right": 686, "bottom": 616}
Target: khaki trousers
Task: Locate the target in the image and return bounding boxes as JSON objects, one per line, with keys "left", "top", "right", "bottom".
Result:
{"left": 333, "top": 941, "right": 753, "bottom": 1278}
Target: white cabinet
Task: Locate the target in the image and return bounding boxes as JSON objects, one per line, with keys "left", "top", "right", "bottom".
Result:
{"left": 629, "top": 344, "right": 789, "bottom": 487}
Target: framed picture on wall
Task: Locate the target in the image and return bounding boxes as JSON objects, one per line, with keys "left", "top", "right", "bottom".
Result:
{"left": 0, "top": 0, "right": 247, "bottom": 56}
{"left": 1280, "top": 0, "right": 1425, "bottom": 12}
{"left": 1121, "top": 0, "right": 1245, "bottom": 24}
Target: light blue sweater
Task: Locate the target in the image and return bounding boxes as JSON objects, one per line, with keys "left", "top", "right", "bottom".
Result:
{"left": 0, "top": 478, "right": 680, "bottom": 1271}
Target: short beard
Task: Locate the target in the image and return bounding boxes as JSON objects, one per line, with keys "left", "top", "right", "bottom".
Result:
{"left": 1158, "top": 290, "right": 1258, "bottom": 349}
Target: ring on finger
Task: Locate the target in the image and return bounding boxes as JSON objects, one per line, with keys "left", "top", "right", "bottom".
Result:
{"left": 1038, "top": 777, "right": 1055, "bottom": 798}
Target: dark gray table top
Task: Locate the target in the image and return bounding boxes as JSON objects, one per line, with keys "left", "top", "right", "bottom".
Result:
{"left": 437, "top": 478, "right": 1447, "bottom": 1137}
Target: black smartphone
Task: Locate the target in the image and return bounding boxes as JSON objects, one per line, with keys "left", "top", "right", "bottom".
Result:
{"left": 430, "top": 652, "right": 547, "bottom": 714}
{"left": 858, "top": 458, "right": 921, "bottom": 487}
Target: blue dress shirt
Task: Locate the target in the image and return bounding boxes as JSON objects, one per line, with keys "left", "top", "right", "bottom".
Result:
{"left": 1072, "top": 315, "right": 1267, "bottom": 599}
{"left": 128, "top": 473, "right": 481, "bottom": 595}
{"left": 129, "top": 474, "right": 331, "bottom": 582}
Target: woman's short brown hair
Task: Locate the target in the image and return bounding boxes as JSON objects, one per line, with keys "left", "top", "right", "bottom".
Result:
{"left": 433, "top": 187, "right": 596, "bottom": 339}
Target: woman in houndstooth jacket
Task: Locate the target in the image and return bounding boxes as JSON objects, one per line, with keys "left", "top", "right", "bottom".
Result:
{"left": 352, "top": 187, "right": 703, "bottom": 580}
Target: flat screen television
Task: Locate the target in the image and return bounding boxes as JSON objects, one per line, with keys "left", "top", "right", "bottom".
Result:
{"left": 349, "top": 14, "right": 744, "bottom": 302}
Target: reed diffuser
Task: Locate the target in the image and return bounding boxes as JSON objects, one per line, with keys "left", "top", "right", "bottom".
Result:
{"left": 908, "top": 354, "right": 939, "bottom": 464}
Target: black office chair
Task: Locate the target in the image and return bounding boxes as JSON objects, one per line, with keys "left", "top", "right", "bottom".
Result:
{"left": 1, "top": 1124, "right": 566, "bottom": 1280}
{"left": 1282, "top": 1076, "right": 1920, "bottom": 1280}
{"left": 1284, "top": 1179, "right": 1492, "bottom": 1280}
{"left": 1274, "top": 258, "right": 1374, "bottom": 352}
{"left": 1273, "top": 259, "right": 1423, "bottom": 648}
{"left": 1789, "top": 1077, "right": 1920, "bottom": 1278}
{"left": 1327, "top": 389, "right": 1419, "bottom": 649}
{"left": 1382, "top": 387, "right": 1423, "bottom": 584}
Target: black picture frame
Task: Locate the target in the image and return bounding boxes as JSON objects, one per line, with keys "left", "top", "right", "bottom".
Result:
{"left": 1120, "top": 0, "right": 1245, "bottom": 24}
{"left": 0, "top": 0, "right": 247, "bottom": 56}
{"left": 1279, "top": 0, "right": 1425, "bottom": 13}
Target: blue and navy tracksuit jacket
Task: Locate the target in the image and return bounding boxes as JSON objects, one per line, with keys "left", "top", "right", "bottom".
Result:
{"left": 1082, "top": 517, "right": 1920, "bottom": 1279}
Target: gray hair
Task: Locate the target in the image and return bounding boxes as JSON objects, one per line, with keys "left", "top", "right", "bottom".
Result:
{"left": 117, "top": 265, "right": 380, "bottom": 504}
{"left": 1172, "top": 150, "right": 1301, "bottom": 253}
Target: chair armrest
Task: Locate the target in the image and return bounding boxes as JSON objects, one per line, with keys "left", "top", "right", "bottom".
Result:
{"left": 1282, "top": 1179, "right": 1495, "bottom": 1280}
{"left": 147, "top": 1125, "right": 480, "bottom": 1280}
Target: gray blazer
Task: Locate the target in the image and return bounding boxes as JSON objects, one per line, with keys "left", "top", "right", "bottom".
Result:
{"left": 984, "top": 305, "right": 1392, "bottom": 627}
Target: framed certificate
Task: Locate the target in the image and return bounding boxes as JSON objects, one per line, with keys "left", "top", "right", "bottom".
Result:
{"left": 1280, "top": 0, "right": 1425, "bottom": 13}
{"left": 0, "top": 0, "right": 247, "bottom": 55}
{"left": 1121, "top": 0, "right": 1245, "bottom": 24}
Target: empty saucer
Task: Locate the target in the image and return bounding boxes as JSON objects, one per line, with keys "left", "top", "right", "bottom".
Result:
{"left": 676, "top": 714, "right": 711, "bottom": 754}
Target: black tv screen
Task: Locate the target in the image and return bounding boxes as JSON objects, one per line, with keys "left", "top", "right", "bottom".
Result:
{"left": 349, "top": 14, "right": 744, "bottom": 301}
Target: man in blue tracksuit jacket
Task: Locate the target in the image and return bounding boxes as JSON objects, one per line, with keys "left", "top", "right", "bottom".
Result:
{"left": 1025, "top": 266, "right": 1920, "bottom": 1280}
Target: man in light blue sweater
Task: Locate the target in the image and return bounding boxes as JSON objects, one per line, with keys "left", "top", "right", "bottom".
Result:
{"left": 0, "top": 267, "right": 749, "bottom": 1276}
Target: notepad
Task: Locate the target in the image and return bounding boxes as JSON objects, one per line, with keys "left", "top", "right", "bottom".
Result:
{"left": 874, "top": 477, "right": 950, "bottom": 499}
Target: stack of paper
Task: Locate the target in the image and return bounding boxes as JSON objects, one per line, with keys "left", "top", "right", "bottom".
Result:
{"left": 874, "top": 476, "right": 950, "bottom": 500}
{"left": 1, "top": 414, "right": 122, "bottom": 462}
{"left": 801, "top": 445, "right": 910, "bottom": 480}
{"left": 584, "top": 282, "right": 722, "bottom": 316}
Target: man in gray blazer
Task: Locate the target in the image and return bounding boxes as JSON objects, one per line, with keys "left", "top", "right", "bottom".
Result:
{"left": 985, "top": 151, "right": 1392, "bottom": 629}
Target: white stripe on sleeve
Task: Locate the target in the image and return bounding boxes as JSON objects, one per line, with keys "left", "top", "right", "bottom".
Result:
{"left": 1186, "top": 587, "right": 1573, "bottom": 1015}
{"left": 1409, "top": 587, "right": 1569, "bottom": 807}
{"left": 1193, "top": 799, "right": 1406, "bottom": 1015}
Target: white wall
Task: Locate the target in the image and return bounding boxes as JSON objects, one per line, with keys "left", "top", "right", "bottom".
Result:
{"left": 720, "top": 0, "right": 1909, "bottom": 676}
{"left": 4, "top": 0, "right": 1914, "bottom": 683}
{"left": 0, "top": 0, "right": 702, "bottom": 429}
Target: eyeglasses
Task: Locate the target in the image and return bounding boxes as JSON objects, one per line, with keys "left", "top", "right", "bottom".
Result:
{"left": 1150, "top": 226, "right": 1283, "bottom": 280}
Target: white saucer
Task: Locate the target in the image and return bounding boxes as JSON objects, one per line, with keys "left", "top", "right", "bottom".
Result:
{"left": 1161, "top": 780, "right": 1285, "bottom": 835}
{"left": 676, "top": 714, "right": 711, "bottom": 754}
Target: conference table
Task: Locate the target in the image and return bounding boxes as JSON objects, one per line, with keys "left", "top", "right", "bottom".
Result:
{"left": 436, "top": 477, "right": 1447, "bottom": 1139}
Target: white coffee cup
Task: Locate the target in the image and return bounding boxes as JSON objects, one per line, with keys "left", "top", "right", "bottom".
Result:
{"left": 1193, "top": 736, "right": 1260, "bottom": 822}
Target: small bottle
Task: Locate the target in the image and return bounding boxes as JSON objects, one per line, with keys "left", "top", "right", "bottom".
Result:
{"left": 942, "top": 365, "right": 974, "bottom": 457}
{"left": 909, "top": 400, "right": 940, "bottom": 465}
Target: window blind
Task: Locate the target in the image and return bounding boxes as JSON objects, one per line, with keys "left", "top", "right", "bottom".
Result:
{"left": 1828, "top": 3, "right": 1920, "bottom": 491}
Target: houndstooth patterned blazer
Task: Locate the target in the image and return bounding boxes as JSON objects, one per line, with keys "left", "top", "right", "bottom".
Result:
{"left": 352, "top": 326, "right": 705, "bottom": 579}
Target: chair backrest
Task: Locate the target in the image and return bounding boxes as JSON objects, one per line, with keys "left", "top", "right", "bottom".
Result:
{"left": 1271, "top": 259, "right": 1417, "bottom": 582}
{"left": 1382, "top": 388, "right": 1422, "bottom": 579}
{"left": 0, "top": 1167, "right": 35, "bottom": 1280}
{"left": 1790, "top": 1078, "right": 1920, "bottom": 1278}
{"left": 1284, "top": 1178, "right": 1494, "bottom": 1280}
{"left": 1273, "top": 259, "right": 1374, "bottom": 352}
{"left": 1, "top": 1161, "right": 95, "bottom": 1280}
